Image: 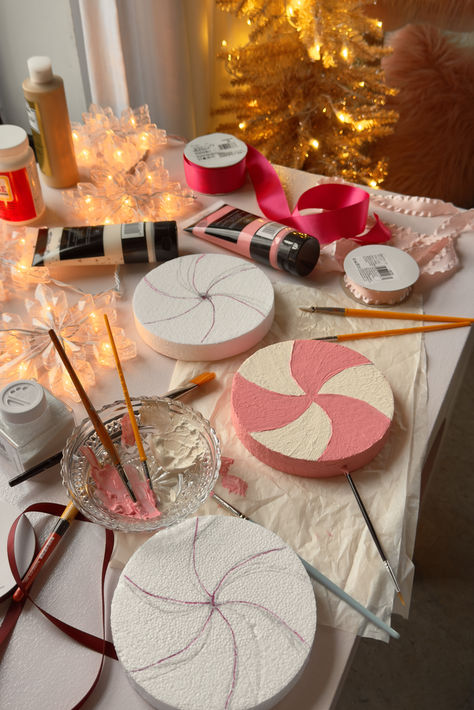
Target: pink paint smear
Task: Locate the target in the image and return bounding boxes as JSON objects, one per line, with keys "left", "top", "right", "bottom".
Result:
{"left": 81, "top": 446, "right": 160, "bottom": 520}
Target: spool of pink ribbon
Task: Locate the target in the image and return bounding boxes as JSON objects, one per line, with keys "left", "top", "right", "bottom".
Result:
{"left": 183, "top": 133, "right": 391, "bottom": 246}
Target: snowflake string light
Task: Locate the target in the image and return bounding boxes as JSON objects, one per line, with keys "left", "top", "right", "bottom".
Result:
{"left": 0, "top": 223, "right": 50, "bottom": 302}
{"left": 66, "top": 104, "right": 195, "bottom": 223}
{"left": 71, "top": 104, "right": 168, "bottom": 170}
{"left": 0, "top": 283, "right": 136, "bottom": 401}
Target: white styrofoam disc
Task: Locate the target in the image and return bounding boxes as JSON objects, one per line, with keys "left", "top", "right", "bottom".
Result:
{"left": 0, "top": 499, "right": 36, "bottom": 601}
{"left": 111, "top": 515, "right": 316, "bottom": 710}
{"left": 133, "top": 254, "right": 274, "bottom": 361}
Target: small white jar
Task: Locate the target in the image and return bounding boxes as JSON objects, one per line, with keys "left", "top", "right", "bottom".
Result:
{"left": 0, "top": 380, "right": 74, "bottom": 476}
{"left": 0, "top": 124, "right": 45, "bottom": 225}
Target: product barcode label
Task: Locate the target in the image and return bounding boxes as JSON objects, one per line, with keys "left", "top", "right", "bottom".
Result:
{"left": 374, "top": 264, "right": 394, "bottom": 280}
{"left": 121, "top": 223, "right": 145, "bottom": 239}
{"left": 352, "top": 254, "right": 397, "bottom": 285}
{"left": 255, "top": 221, "right": 285, "bottom": 241}
{"left": 218, "top": 142, "right": 233, "bottom": 150}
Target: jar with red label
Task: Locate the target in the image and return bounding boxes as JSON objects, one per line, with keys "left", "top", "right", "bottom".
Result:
{"left": 0, "top": 124, "right": 45, "bottom": 224}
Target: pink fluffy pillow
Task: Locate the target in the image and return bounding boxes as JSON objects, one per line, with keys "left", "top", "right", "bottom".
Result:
{"left": 377, "top": 23, "right": 474, "bottom": 207}
{"left": 367, "top": 1, "right": 474, "bottom": 32}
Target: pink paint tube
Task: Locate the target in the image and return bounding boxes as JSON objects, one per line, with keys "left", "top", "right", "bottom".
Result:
{"left": 182, "top": 200, "right": 320, "bottom": 277}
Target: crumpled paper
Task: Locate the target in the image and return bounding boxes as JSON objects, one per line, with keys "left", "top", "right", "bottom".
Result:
{"left": 113, "top": 278, "right": 428, "bottom": 642}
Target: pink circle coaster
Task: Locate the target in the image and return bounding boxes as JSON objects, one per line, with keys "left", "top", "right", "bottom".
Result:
{"left": 133, "top": 254, "right": 274, "bottom": 361}
{"left": 231, "top": 339, "right": 394, "bottom": 477}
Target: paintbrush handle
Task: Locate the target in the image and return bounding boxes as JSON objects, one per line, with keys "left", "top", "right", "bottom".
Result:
{"left": 345, "top": 308, "right": 473, "bottom": 323}
{"left": 103, "top": 315, "right": 146, "bottom": 462}
{"left": 48, "top": 329, "right": 116, "bottom": 459}
{"left": 345, "top": 473, "right": 387, "bottom": 561}
{"left": 304, "top": 306, "right": 473, "bottom": 323}
{"left": 316, "top": 320, "right": 471, "bottom": 342}
{"left": 49, "top": 329, "right": 136, "bottom": 502}
{"left": 211, "top": 492, "right": 400, "bottom": 639}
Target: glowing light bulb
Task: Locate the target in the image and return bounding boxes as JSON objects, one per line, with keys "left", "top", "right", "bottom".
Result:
{"left": 341, "top": 47, "right": 349, "bottom": 61}
{"left": 310, "top": 138, "right": 320, "bottom": 149}
{"left": 239, "top": 121, "right": 246, "bottom": 130}
{"left": 221, "top": 40, "right": 227, "bottom": 48}
{"left": 338, "top": 112, "right": 351, "bottom": 123}
{"left": 369, "top": 180, "right": 378, "bottom": 188}
{"left": 308, "top": 43, "right": 321, "bottom": 61}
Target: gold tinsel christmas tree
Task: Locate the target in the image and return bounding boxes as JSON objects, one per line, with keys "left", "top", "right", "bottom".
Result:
{"left": 214, "top": 0, "right": 398, "bottom": 187}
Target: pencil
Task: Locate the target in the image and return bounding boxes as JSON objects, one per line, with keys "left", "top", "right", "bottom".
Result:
{"left": 13, "top": 500, "right": 79, "bottom": 602}
{"left": 48, "top": 329, "right": 136, "bottom": 502}
{"left": 345, "top": 473, "right": 405, "bottom": 606}
{"left": 211, "top": 492, "right": 400, "bottom": 639}
{"left": 103, "top": 314, "right": 156, "bottom": 503}
{"left": 7, "top": 372, "right": 216, "bottom": 487}
{"left": 314, "top": 320, "right": 471, "bottom": 342}
{"left": 300, "top": 305, "right": 473, "bottom": 324}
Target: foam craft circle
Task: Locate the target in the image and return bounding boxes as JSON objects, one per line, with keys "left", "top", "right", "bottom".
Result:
{"left": 133, "top": 254, "right": 275, "bottom": 361}
{"left": 231, "top": 340, "right": 394, "bottom": 478}
{"left": 0, "top": 499, "right": 36, "bottom": 601}
{"left": 111, "top": 515, "right": 316, "bottom": 710}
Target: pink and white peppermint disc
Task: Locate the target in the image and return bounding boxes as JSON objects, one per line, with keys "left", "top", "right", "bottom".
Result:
{"left": 231, "top": 340, "right": 394, "bottom": 477}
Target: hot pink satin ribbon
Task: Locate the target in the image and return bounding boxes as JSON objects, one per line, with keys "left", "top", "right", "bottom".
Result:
{"left": 184, "top": 143, "right": 391, "bottom": 245}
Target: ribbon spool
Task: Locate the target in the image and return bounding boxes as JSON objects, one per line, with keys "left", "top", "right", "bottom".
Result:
{"left": 343, "top": 245, "right": 420, "bottom": 306}
{"left": 183, "top": 132, "right": 391, "bottom": 246}
{"left": 183, "top": 133, "right": 248, "bottom": 194}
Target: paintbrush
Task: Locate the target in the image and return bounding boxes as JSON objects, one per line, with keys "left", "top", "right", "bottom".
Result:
{"left": 313, "top": 320, "right": 471, "bottom": 342}
{"left": 48, "top": 329, "right": 137, "bottom": 502}
{"left": 164, "top": 371, "right": 215, "bottom": 398}
{"left": 300, "top": 305, "right": 473, "bottom": 323}
{"left": 344, "top": 472, "right": 405, "bottom": 605}
{"left": 211, "top": 492, "right": 400, "bottom": 639}
{"left": 103, "top": 314, "right": 157, "bottom": 503}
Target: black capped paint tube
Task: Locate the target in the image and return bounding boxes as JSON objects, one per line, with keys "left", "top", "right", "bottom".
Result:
{"left": 182, "top": 201, "right": 319, "bottom": 277}
{"left": 31, "top": 221, "right": 178, "bottom": 266}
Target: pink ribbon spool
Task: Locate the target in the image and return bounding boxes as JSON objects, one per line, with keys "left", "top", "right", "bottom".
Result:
{"left": 183, "top": 133, "right": 391, "bottom": 246}
{"left": 183, "top": 133, "right": 248, "bottom": 194}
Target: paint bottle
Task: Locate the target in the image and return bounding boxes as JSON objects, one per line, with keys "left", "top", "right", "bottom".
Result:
{"left": 0, "top": 380, "right": 75, "bottom": 477}
{"left": 182, "top": 200, "right": 320, "bottom": 277}
{"left": 22, "top": 56, "right": 79, "bottom": 188}
{"left": 0, "top": 124, "right": 45, "bottom": 224}
{"left": 31, "top": 220, "right": 179, "bottom": 266}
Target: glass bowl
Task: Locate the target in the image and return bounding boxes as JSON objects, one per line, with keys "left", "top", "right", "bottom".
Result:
{"left": 60, "top": 396, "right": 221, "bottom": 533}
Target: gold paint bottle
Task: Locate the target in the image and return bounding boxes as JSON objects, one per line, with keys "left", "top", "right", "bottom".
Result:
{"left": 22, "top": 56, "right": 79, "bottom": 188}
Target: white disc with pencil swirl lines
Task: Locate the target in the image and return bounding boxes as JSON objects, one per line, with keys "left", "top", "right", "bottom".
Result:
{"left": 132, "top": 254, "right": 274, "bottom": 360}
{"left": 111, "top": 515, "right": 316, "bottom": 710}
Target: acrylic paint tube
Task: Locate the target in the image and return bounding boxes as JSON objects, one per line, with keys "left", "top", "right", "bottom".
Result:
{"left": 31, "top": 221, "right": 178, "bottom": 266}
{"left": 182, "top": 201, "right": 320, "bottom": 277}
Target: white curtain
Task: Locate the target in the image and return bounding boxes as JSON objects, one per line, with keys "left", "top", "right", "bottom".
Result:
{"left": 77, "top": 0, "right": 248, "bottom": 140}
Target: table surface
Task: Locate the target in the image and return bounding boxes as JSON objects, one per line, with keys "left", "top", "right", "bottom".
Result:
{"left": 0, "top": 142, "right": 473, "bottom": 710}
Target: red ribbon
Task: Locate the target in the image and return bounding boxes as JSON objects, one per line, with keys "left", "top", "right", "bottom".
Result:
{"left": 184, "top": 142, "right": 391, "bottom": 246}
{"left": 0, "top": 502, "right": 117, "bottom": 710}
